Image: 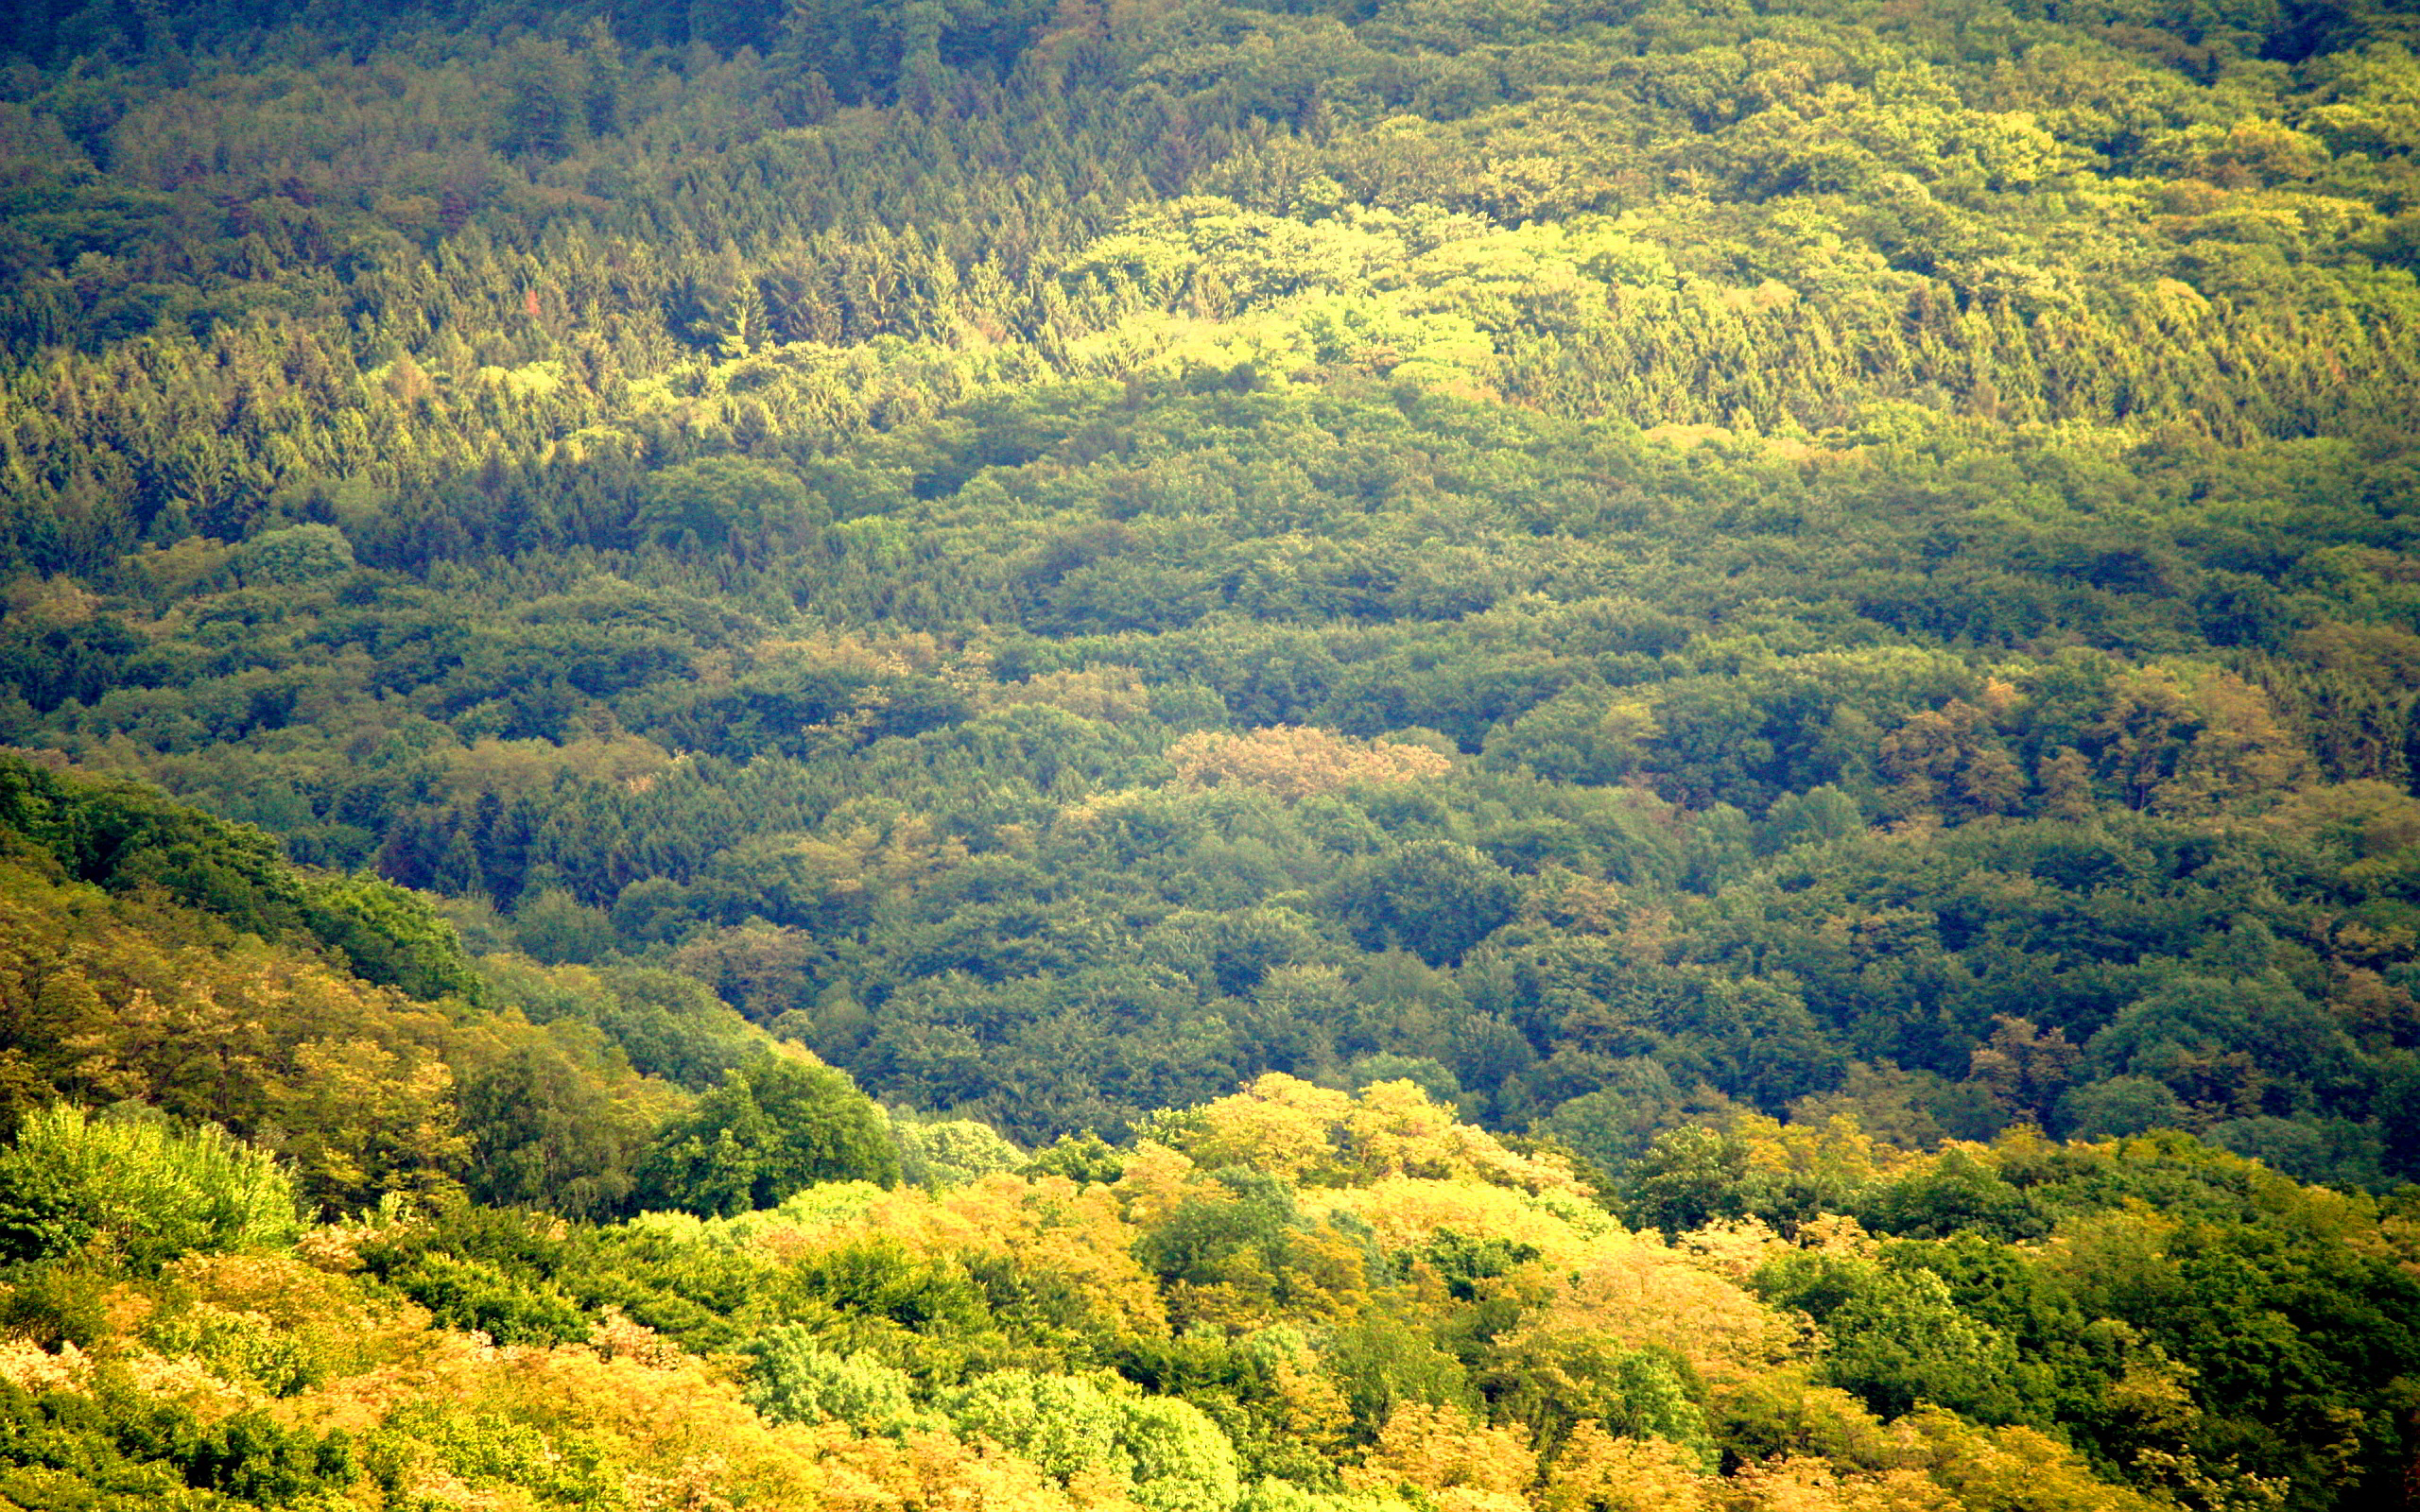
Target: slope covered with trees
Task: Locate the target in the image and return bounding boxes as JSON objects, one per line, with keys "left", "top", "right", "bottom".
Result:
{"left": 0, "top": 859, "right": 2414, "bottom": 1512}
{"left": 4, "top": 0, "right": 2420, "bottom": 1503}
{"left": 6, "top": 0, "right": 2420, "bottom": 1177}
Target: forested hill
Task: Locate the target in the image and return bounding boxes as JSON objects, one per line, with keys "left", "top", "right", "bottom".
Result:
{"left": 11, "top": 0, "right": 2420, "bottom": 1170}
{"left": 0, "top": 761, "right": 2412, "bottom": 1511}
{"left": 7, "top": 0, "right": 2420, "bottom": 1505}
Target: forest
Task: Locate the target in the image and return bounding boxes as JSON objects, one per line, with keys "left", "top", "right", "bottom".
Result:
{"left": 3, "top": 0, "right": 2420, "bottom": 1503}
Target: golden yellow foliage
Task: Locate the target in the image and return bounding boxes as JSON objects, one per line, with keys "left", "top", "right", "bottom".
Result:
{"left": 755, "top": 629, "right": 958, "bottom": 678}
{"left": 1314, "top": 1176, "right": 1610, "bottom": 1272}
{"left": 1877, "top": 699, "right": 2024, "bottom": 822}
{"left": 59, "top": 973, "right": 275, "bottom": 1113}
{"left": 1895, "top": 1410, "right": 2169, "bottom": 1512}
{"left": 441, "top": 732, "right": 677, "bottom": 803}
{"left": 822, "top": 1426, "right": 1140, "bottom": 1512}
{"left": 1262, "top": 1331, "right": 1357, "bottom": 1459}
{"left": 154, "top": 1250, "right": 388, "bottom": 1361}
{"left": 1348, "top": 1402, "right": 1536, "bottom": 1512}
{"left": 862, "top": 1174, "right": 1173, "bottom": 1339}
{"left": 1720, "top": 1456, "right": 1954, "bottom": 1512}
{"left": 990, "top": 668, "right": 1154, "bottom": 722}
{"left": 1496, "top": 1241, "right": 1788, "bottom": 1383}
{"left": 1177, "top": 1215, "right": 1372, "bottom": 1333}
{"left": 1790, "top": 1215, "right": 1880, "bottom": 1262}
{"left": 1675, "top": 1219, "right": 1790, "bottom": 1286}
{"left": 1174, "top": 1075, "right": 1354, "bottom": 1186}
{"left": 2035, "top": 1208, "right": 2181, "bottom": 1299}
{"left": 1112, "top": 1140, "right": 1202, "bottom": 1230}
{"left": 0, "top": 865, "right": 480, "bottom": 1213}
{"left": 1540, "top": 1423, "right": 1713, "bottom": 1512}
{"left": 1703, "top": 1381, "right": 2164, "bottom": 1512}
{"left": 0, "top": 846, "right": 2185, "bottom": 1512}
{"left": 1167, "top": 727, "right": 1452, "bottom": 801}
{"left": 1706, "top": 1380, "right": 1909, "bottom": 1478}
{"left": 122, "top": 1351, "right": 260, "bottom": 1418}
{"left": 1342, "top": 1081, "right": 1577, "bottom": 1192}
{"left": 273, "top": 1035, "right": 470, "bottom": 1210}
{"left": 302, "top": 1334, "right": 835, "bottom": 1508}
{"left": 1182, "top": 1075, "right": 1588, "bottom": 1196}
{"left": 480, "top": 1347, "right": 835, "bottom": 1505}
{"left": 52, "top": 936, "right": 446, "bottom": 1128}
{"left": 589, "top": 1307, "right": 690, "bottom": 1370}
{"left": 276, "top": 1330, "right": 467, "bottom": 1439}
{"left": 1727, "top": 1113, "right": 1918, "bottom": 1195}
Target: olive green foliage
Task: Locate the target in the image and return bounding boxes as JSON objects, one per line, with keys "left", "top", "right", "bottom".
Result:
{"left": 0, "top": 1061, "right": 2411, "bottom": 1511}
{"left": 1708, "top": 1132, "right": 2420, "bottom": 1502}
{"left": 233, "top": 524, "right": 355, "bottom": 586}
{"left": 1616, "top": 1126, "right": 1754, "bottom": 1240}
{"left": 0, "top": 754, "right": 478, "bottom": 1004}
{"left": 458, "top": 1042, "right": 656, "bottom": 1219}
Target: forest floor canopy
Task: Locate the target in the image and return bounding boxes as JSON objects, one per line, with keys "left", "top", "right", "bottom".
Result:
{"left": 2, "top": 0, "right": 2420, "bottom": 1505}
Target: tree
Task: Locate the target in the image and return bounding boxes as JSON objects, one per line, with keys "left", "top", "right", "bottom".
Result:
{"left": 1766, "top": 1260, "right": 2025, "bottom": 1424}
{"left": 1168, "top": 727, "right": 1450, "bottom": 801}
{"left": 268, "top": 1037, "right": 470, "bottom": 1215}
{"left": 1878, "top": 696, "right": 2025, "bottom": 823}
{"left": 892, "top": 1114, "right": 1025, "bottom": 1188}
{"left": 1617, "top": 1126, "right": 1750, "bottom": 1239}
{"left": 498, "top": 36, "right": 587, "bottom": 159}
{"left": 1330, "top": 841, "right": 1518, "bottom": 968}
{"left": 942, "top": 1368, "right": 1242, "bottom": 1512}
{"left": 459, "top": 1042, "right": 654, "bottom": 1219}
{"left": 632, "top": 1055, "right": 898, "bottom": 1215}
{"left": 0, "top": 1105, "right": 299, "bottom": 1271}
{"left": 302, "top": 873, "right": 484, "bottom": 1004}
{"left": 2054, "top": 1076, "right": 2189, "bottom": 1142}
{"left": 633, "top": 456, "right": 823, "bottom": 551}
{"left": 1854, "top": 1149, "right": 2046, "bottom": 1244}
{"left": 513, "top": 887, "right": 617, "bottom": 965}
{"left": 744, "top": 1326, "right": 931, "bottom": 1434}
{"left": 233, "top": 524, "right": 354, "bottom": 586}
{"left": 2085, "top": 974, "right": 2360, "bottom": 1124}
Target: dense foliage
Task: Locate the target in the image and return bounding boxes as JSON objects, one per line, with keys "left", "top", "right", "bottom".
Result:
{"left": 9, "top": 0, "right": 2420, "bottom": 1183}
{"left": 2, "top": 1005, "right": 2416, "bottom": 1511}
{"left": 5, "top": 0, "right": 2420, "bottom": 1503}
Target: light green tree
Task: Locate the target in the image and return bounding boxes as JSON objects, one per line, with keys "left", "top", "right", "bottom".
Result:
{"left": 0, "top": 1105, "right": 300, "bottom": 1270}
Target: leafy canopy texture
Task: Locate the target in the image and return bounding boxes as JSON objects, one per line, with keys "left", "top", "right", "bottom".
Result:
{"left": 4, "top": 0, "right": 2420, "bottom": 1506}
{"left": 0, "top": 1105, "right": 300, "bottom": 1271}
{"left": 632, "top": 1054, "right": 901, "bottom": 1215}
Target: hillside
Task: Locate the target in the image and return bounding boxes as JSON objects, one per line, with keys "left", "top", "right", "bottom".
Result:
{"left": 0, "top": 800, "right": 2412, "bottom": 1511}
{"left": 4, "top": 0, "right": 2420, "bottom": 1504}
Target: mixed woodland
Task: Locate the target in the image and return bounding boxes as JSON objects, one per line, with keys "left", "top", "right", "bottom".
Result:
{"left": 3, "top": 0, "right": 2420, "bottom": 1505}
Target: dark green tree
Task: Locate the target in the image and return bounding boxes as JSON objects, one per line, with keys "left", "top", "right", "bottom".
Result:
{"left": 631, "top": 1056, "right": 898, "bottom": 1216}
{"left": 1329, "top": 839, "right": 1518, "bottom": 968}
